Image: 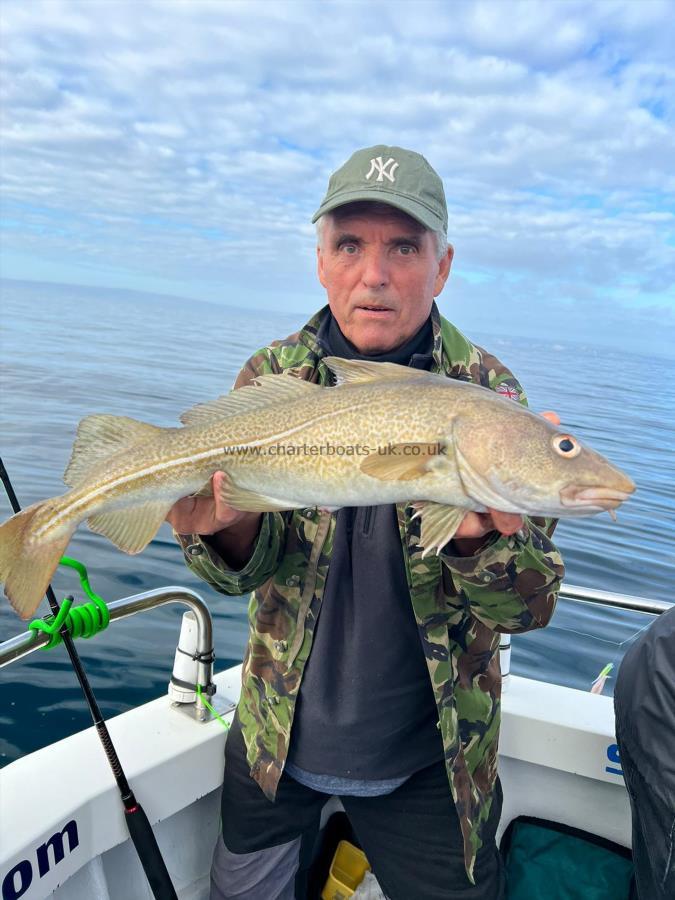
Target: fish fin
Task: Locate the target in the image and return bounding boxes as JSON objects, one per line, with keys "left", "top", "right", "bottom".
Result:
{"left": 0, "top": 501, "right": 73, "bottom": 619}
{"left": 192, "top": 479, "right": 215, "bottom": 498}
{"left": 192, "top": 475, "right": 296, "bottom": 508}
{"left": 216, "top": 473, "right": 295, "bottom": 512}
{"left": 323, "top": 357, "right": 433, "bottom": 386}
{"left": 410, "top": 502, "right": 466, "bottom": 558}
{"left": 87, "top": 501, "right": 171, "bottom": 553}
{"left": 180, "top": 375, "right": 321, "bottom": 426}
{"left": 360, "top": 443, "right": 441, "bottom": 481}
{"left": 64, "top": 415, "right": 164, "bottom": 488}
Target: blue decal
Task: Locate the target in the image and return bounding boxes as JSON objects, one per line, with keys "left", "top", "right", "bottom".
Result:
{"left": 605, "top": 742, "right": 623, "bottom": 776}
{"left": 2, "top": 819, "right": 79, "bottom": 900}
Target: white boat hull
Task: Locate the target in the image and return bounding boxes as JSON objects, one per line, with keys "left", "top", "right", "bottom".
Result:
{"left": 0, "top": 663, "right": 631, "bottom": 900}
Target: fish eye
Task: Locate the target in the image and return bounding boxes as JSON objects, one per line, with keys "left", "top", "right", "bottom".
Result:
{"left": 552, "top": 434, "right": 581, "bottom": 458}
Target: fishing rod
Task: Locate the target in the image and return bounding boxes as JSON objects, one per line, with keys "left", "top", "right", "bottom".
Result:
{"left": 0, "top": 456, "right": 177, "bottom": 900}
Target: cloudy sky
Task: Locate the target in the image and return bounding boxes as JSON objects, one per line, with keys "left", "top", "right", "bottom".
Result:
{"left": 1, "top": 0, "right": 674, "bottom": 354}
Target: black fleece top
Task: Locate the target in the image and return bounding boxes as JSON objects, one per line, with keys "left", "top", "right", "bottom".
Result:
{"left": 286, "top": 313, "right": 444, "bottom": 781}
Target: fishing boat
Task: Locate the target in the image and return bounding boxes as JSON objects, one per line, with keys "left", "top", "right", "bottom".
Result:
{"left": 0, "top": 582, "right": 668, "bottom": 900}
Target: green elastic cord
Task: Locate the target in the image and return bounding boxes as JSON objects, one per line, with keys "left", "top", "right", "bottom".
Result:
{"left": 28, "top": 556, "right": 110, "bottom": 650}
{"left": 196, "top": 684, "right": 230, "bottom": 731}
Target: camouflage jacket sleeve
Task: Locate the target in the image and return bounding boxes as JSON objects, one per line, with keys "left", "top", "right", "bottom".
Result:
{"left": 174, "top": 348, "right": 289, "bottom": 596}
{"left": 441, "top": 343, "right": 565, "bottom": 633}
{"left": 175, "top": 512, "right": 287, "bottom": 596}
{"left": 440, "top": 516, "right": 564, "bottom": 633}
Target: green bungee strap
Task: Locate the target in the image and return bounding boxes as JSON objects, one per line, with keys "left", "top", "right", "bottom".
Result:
{"left": 196, "top": 684, "right": 230, "bottom": 731}
{"left": 28, "top": 556, "right": 110, "bottom": 649}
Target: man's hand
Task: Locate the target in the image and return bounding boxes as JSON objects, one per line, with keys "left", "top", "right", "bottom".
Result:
{"left": 452, "top": 410, "right": 560, "bottom": 553}
{"left": 166, "top": 471, "right": 248, "bottom": 535}
{"left": 167, "top": 472, "right": 263, "bottom": 569}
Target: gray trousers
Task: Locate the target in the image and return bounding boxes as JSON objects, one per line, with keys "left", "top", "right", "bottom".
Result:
{"left": 210, "top": 834, "right": 301, "bottom": 900}
{"left": 211, "top": 713, "right": 504, "bottom": 900}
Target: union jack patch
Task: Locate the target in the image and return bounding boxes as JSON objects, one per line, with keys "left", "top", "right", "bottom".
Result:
{"left": 495, "top": 382, "right": 520, "bottom": 401}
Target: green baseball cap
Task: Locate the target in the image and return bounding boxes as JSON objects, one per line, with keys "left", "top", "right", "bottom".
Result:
{"left": 312, "top": 144, "right": 447, "bottom": 233}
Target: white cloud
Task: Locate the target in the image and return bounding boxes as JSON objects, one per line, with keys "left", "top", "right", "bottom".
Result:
{"left": 0, "top": 0, "right": 673, "bottom": 353}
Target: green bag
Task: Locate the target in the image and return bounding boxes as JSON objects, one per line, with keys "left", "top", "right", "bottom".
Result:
{"left": 501, "top": 817, "right": 634, "bottom": 900}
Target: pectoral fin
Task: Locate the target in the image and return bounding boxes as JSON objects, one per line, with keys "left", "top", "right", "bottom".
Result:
{"left": 410, "top": 502, "right": 466, "bottom": 558}
{"left": 87, "top": 501, "right": 172, "bottom": 553}
{"left": 216, "top": 473, "right": 297, "bottom": 512}
{"left": 360, "top": 444, "right": 441, "bottom": 482}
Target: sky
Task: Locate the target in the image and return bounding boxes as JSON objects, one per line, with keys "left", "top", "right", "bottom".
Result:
{"left": 1, "top": 0, "right": 674, "bottom": 355}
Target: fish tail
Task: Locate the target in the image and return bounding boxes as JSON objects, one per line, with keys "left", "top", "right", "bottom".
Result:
{"left": 0, "top": 502, "right": 73, "bottom": 620}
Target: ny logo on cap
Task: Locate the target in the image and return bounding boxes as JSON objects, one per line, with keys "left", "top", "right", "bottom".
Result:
{"left": 365, "top": 156, "right": 399, "bottom": 183}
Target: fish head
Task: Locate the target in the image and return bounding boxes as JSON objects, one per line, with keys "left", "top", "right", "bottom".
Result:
{"left": 447, "top": 398, "right": 635, "bottom": 518}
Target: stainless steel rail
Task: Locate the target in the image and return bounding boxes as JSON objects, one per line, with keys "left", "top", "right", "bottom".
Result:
{"left": 2, "top": 583, "right": 668, "bottom": 689}
{"left": 0, "top": 588, "right": 213, "bottom": 688}
{"left": 500, "top": 583, "right": 670, "bottom": 684}
{"left": 560, "top": 583, "right": 671, "bottom": 615}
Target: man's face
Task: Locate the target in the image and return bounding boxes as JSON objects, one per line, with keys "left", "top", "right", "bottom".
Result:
{"left": 317, "top": 205, "right": 453, "bottom": 354}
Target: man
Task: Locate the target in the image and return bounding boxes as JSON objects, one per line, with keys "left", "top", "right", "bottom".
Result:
{"left": 168, "top": 145, "right": 564, "bottom": 899}
{"left": 614, "top": 607, "right": 675, "bottom": 899}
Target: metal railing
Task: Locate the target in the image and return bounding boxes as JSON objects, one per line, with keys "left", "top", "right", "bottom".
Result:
{"left": 0, "top": 587, "right": 213, "bottom": 684}
{"left": 499, "top": 583, "right": 670, "bottom": 683}
{"left": 559, "top": 582, "right": 671, "bottom": 615}
{"left": 2, "top": 583, "right": 669, "bottom": 692}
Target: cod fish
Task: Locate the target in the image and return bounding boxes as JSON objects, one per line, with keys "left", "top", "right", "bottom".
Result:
{"left": 0, "top": 357, "right": 635, "bottom": 619}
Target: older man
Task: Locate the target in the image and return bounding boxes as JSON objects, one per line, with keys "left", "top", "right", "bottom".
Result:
{"left": 169, "top": 146, "right": 564, "bottom": 900}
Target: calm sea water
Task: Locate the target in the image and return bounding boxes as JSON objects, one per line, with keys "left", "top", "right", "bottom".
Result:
{"left": 1, "top": 280, "right": 673, "bottom": 766}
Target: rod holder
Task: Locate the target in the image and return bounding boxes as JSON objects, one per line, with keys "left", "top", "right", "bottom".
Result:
{"left": 169, "top": 611, "right": 201, "bottom": 704}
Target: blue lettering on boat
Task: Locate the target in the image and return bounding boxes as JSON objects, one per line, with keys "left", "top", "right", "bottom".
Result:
{"left": 2, "top": 819, "right": 79, "bottom": 900}
{"left": 605, "top": 742, "right": 623, "bottom": 776}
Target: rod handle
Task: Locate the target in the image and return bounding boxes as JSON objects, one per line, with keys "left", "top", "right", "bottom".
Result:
{"left": 124, "top": 802, "right": 178, "bottom": 900}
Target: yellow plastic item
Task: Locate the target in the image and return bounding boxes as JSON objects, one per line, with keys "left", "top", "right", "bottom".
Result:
{"left": 321, "top": 839, "right": 371, "bottom": 900}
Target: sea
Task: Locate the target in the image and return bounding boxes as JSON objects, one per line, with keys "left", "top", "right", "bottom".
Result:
{"left": 0, "top": 279, "right": 673, "bottom": 766}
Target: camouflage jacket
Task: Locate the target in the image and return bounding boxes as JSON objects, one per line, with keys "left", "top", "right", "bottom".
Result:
{"left": 177, "top": 302, "right": 564, "bottom": 882}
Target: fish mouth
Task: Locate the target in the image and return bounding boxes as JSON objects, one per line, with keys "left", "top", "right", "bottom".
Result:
{"left": 559, "top": 484, "right": 635, "bottom": 511}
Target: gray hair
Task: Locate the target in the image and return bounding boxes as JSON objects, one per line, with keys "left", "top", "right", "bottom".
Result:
{"left": 316, "top": 209, "right": 448, "bottom": 262}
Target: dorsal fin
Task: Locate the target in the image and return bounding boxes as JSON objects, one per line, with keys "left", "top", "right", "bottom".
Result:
{"left": 64, "top": 415, "right": 164, "bottom": 488}
{"left": 323, "top": 356, "right": 433, "bottom": 386}
{"left": 180, "top": 373, "right": 321, "bottom": 426}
